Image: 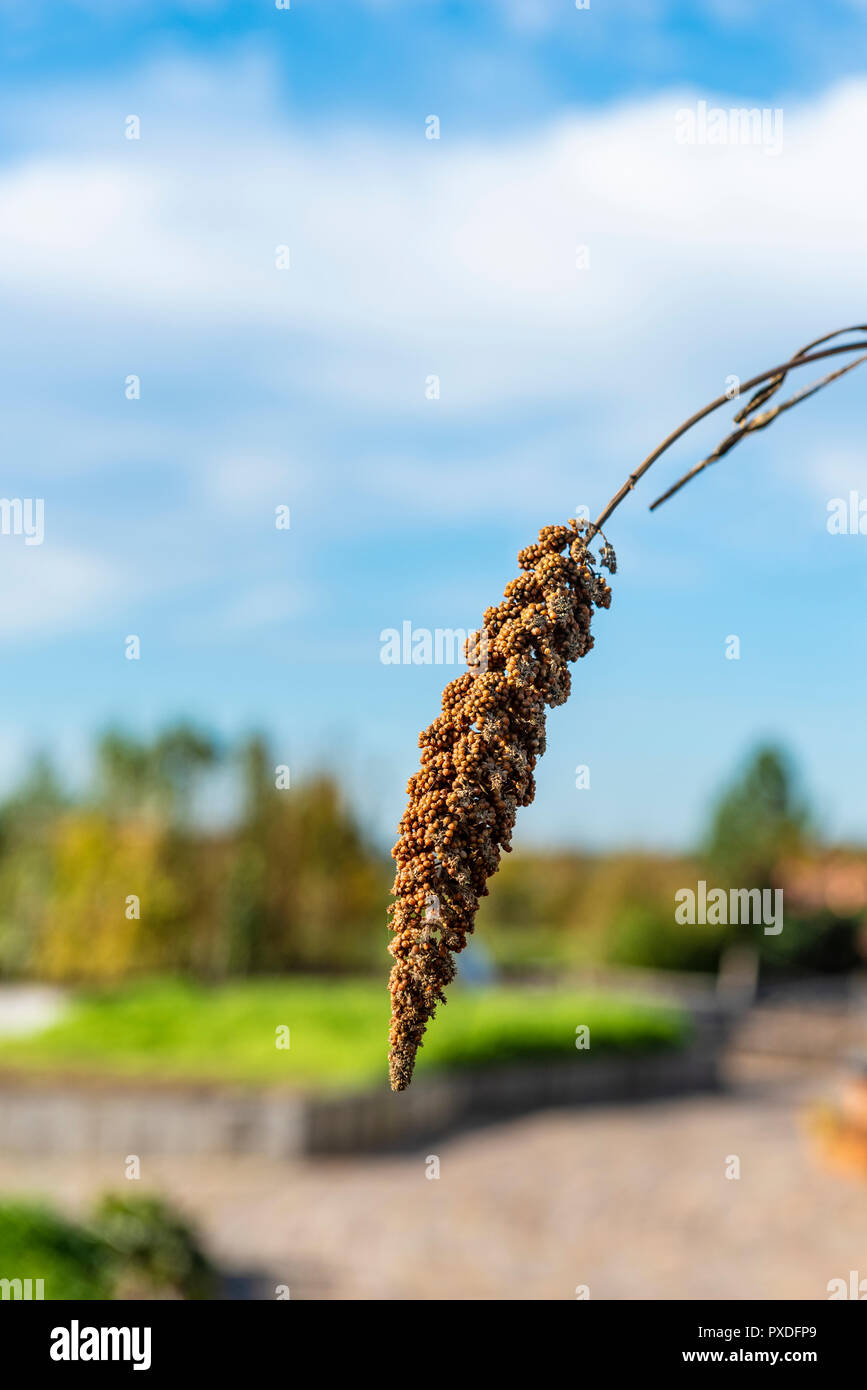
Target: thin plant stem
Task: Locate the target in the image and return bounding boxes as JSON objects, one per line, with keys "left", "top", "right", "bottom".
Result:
{"left": 650, "top": 352, "right": 867, "bottom": 511}
{"left": 588, "top": 331, "right": 867, "bottom": 536}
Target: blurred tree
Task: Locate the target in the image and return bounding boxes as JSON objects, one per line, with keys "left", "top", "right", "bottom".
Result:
{"left": 0, "top": 754, "right": 67, "bottom": 973}
{"left": 37, "top": 812, "right": 189, "bottom": 981}
{"left": 704, "top": 745, "right": 809, "bottom": 888}
{"left": 699, "top": 745, "right": 859, "bottom": 975}
{"left": 151, "top": 724, "right": 218, "bottom": 824}
{"left": 93, "top": 731, "right": 151, "bottom": 819}
{"left": 218, "top": 734, "right": 280, "bottom": 974}
{"left": 94, "top": 724, "right": 217, "bottom": 824}
{"left": 0, "top": 751, "right": 67, "bottom": 842}
{"left": 218, "top": 737, "right": 387, "bottom": 974}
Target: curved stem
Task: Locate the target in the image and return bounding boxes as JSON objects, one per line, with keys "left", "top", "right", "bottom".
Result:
{"left": 588, "top": 334, "right": 867, "bottom": 537}
{"left": 650, "top": 351, "right": 867, "bottom": 511}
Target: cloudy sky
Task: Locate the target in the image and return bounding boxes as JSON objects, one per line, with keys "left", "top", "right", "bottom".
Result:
{"left": 2, "top": 0, "right": 867, "bottom": 850}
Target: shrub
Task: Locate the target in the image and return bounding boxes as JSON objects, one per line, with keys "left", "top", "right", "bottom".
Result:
{"left": 90, "top": 1194, "right": 218, "bottom": 1300}
{"left": 605, "top": 903, "right": 729, "bottom": 974}
{"left": 0, "top": 1194, "right": 217, "bottom": 1301}
{"left": 0, "top": 1202, "right": 110, "bottom": 1300}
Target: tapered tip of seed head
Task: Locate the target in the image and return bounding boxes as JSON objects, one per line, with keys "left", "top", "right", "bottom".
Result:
{"left": 389, "top": 1047, "right": 416, "bottom": 1092}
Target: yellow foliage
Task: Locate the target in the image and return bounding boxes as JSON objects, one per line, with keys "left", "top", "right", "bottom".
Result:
{"left": 37, "top": 813, "right": 187, "bottom": 982}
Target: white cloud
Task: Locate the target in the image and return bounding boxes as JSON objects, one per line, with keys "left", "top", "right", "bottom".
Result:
{"left": 0, "top": 53, "right": 865, "bottom": 558}
{"left": 789, "top": 447, "right": 867, "bottom": 501}
{"left": 0, "top": 61, "right": 865, "bottom": 428}
{"left": 207, "top": 456, "right": 296, "bottom": 514}
{"left": 0, "top": 543, "right": 120, "bottom": 636}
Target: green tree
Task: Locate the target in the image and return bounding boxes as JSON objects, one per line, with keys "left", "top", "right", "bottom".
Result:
{"left": 94, "top": 724, "right": 217, "bottom": 824}
{"left": 0, "top": 754, "right": 67, "bottom": 974}
{"left": 704, "top": 744, "right": 808, "bottom": 888}
{"left": 0, "top": 752, "right": 67, "bottom": 842}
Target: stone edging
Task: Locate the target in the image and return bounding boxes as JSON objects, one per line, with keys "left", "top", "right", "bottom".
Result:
{"left": 0, "top": 1011, "right": 729, "bottom": 1157}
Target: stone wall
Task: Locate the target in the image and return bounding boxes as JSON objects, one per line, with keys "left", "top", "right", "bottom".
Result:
{"left": 0, "top": 1011, "right": 727, "bottom": 1157}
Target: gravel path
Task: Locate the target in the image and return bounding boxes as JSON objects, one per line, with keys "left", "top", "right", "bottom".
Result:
{"left": 0, "top": 1065, "right": 864, "bottom": 1300}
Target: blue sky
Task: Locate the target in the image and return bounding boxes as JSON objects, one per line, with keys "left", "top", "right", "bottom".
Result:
{"left": 2, "top": 0, "right": 867, "bottom": 851}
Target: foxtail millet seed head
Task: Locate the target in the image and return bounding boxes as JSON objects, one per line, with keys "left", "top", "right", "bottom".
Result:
{"left": 387, "top": 518, "right": 613, "bottom": 1091}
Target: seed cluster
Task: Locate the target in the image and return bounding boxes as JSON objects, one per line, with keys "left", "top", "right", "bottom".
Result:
{"left": 387, "top": 518, "right": 614, "bottom": 1090}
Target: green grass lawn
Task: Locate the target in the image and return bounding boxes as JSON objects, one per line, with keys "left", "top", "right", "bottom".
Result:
{"left": 0, "top": 978, "right": 689, "bottom": 1092}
